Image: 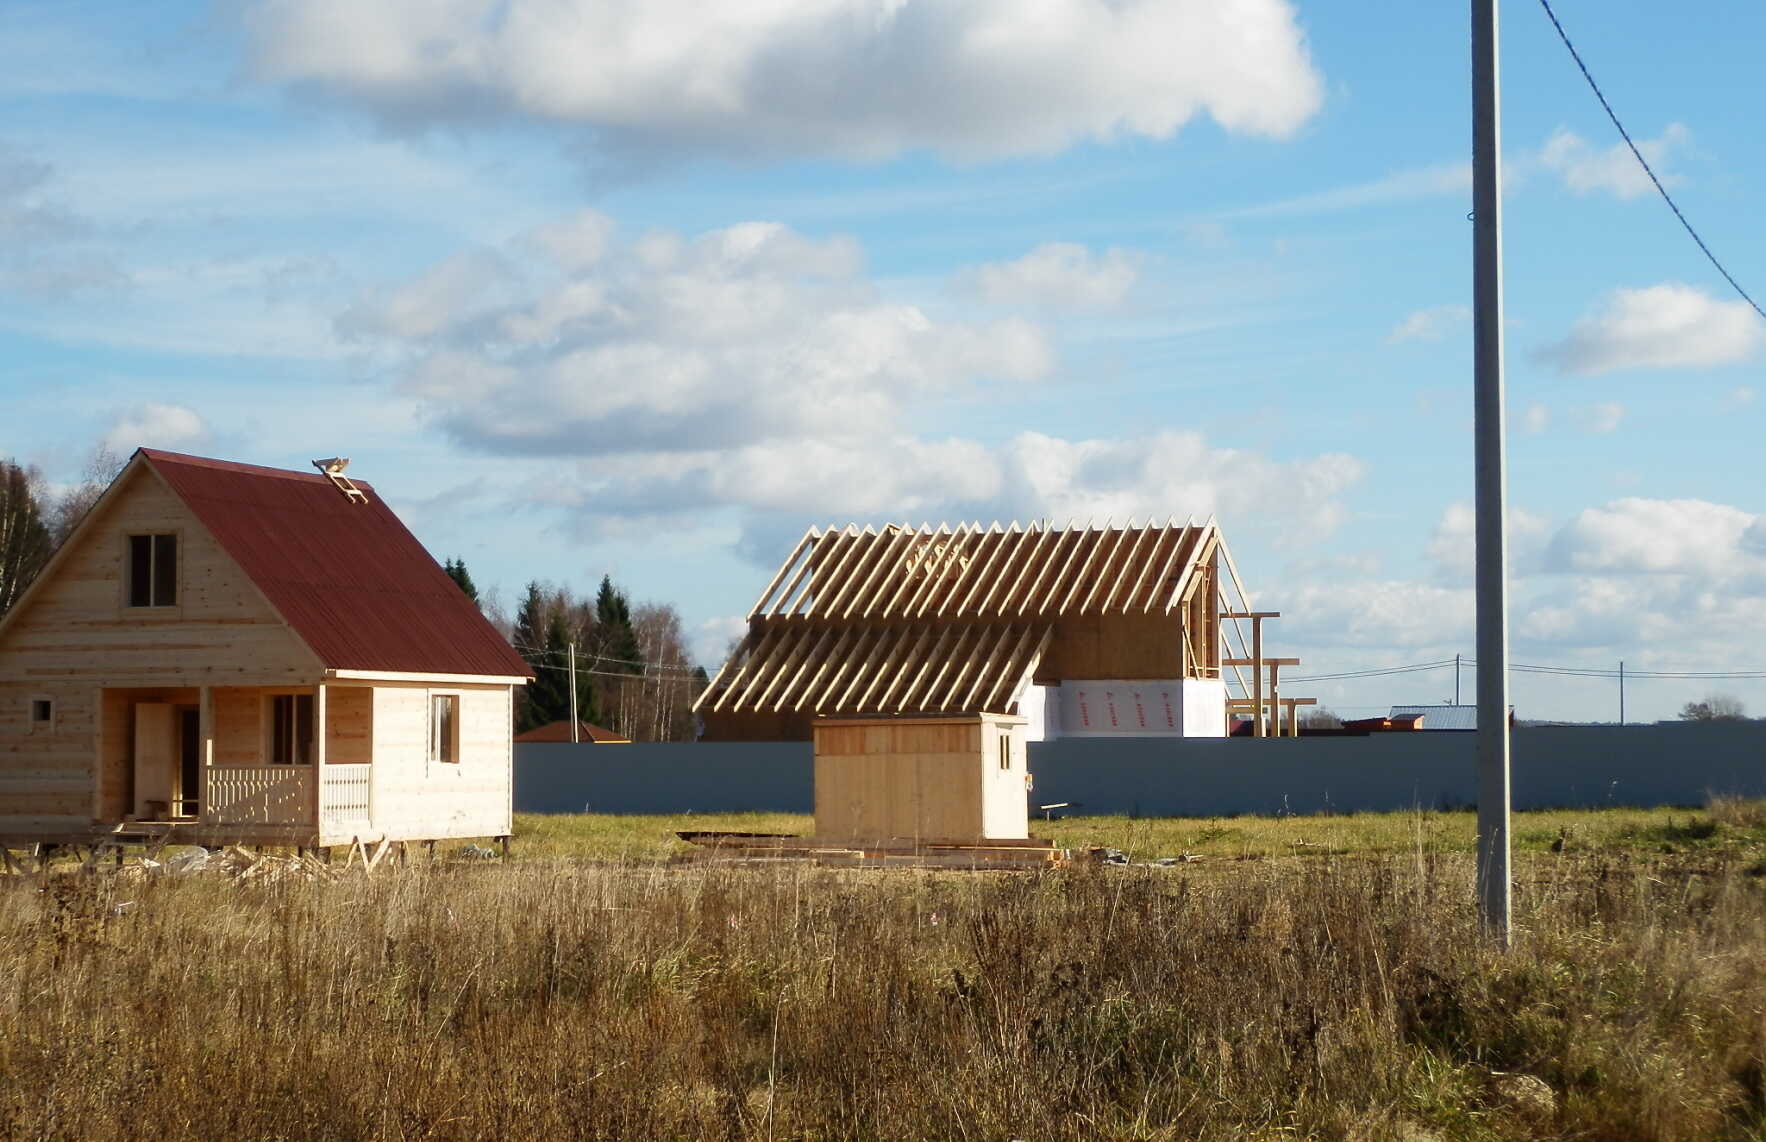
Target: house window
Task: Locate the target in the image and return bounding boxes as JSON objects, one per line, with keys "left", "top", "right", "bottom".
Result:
{"left": 269, "top": 694, "right": 314, "bottom": 764}
{"left": 429, "top": 693, "right": 459, "bottom": 764}
{"left": 29, "top": 698, "right": 53, "bottom": 734}
{"left": 998, "top": 731, "right": 1011, "bottom": 770}
{"left": 127, "top": 534, "right": 178, "bottom": 607}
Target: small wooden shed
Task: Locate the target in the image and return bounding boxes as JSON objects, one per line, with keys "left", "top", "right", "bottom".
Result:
{"left": 812, "top": 713, "right": 1029, "bottom": 844}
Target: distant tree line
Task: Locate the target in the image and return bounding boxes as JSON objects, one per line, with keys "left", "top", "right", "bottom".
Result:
{"left": 490, "top": 573, "right": 708, "bottom": 742}
{"left": 1680, "top": 694, "right": 1748, "bottom": 722}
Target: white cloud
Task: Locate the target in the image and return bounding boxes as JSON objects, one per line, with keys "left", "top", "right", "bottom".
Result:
{"left": 692, "top": 615, "right": 749, "bottom": 667}
{"left": 1572, "top": 401, "right": 1625, "bottom": 434}
{"left": 1539, "top": 283, "right": 1765, "bottom": 375}
{"left": 962, "top": 243, "right": 1142, "bottom": 311}
{"left": 548, "top": 429, "right": 1365, "bottom": 551}
{"left": 349, "top": 215, "right": 1052, "bottom": 456}
{"left": 1222, "top": 160, "right": 1468, "bottom": 220}
{"left": 243, "top": 0, "right": 1324, "bottom": 160}
{"left": 1520, "top": 402, "right": 1551, "bottom": 434}
{"left": 1545, "top": 498, "right": 1758, "bottom": 576}
{"left": 1538, "top": 123, "right": 1688, "bottom": 200}
{"left": 1724, "top": 385, "right": 1755, "bottom": 409}
{"left": 1386, "top": 304, "right": 1469, "bottom": 344}
{"left": 104, "top": 403, "right": 207, "bottom": 452}
{"left": 1424, "top": 500, "right": 1550, "bottom": 584}
{"left": 0, "top": 141, "right": 126, "bottom": 296}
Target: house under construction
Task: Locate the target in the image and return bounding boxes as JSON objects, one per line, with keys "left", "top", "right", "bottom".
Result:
{"left": 697, "top": 518, "right": 1307, "bottom": 742}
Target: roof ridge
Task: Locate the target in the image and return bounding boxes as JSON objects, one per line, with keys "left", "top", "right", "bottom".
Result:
{"left": 139, "top": 448, "right": 379, "bottom": 492}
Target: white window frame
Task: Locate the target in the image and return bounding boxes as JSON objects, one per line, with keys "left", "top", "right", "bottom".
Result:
{"left": 28, "top": 695, "right": 55, "bottom": 735}
{"left": 428, "top": 691, "right": 461, "bottom": 766}
{"left": 263, "top": 691, "right": 316, "bottom": 766}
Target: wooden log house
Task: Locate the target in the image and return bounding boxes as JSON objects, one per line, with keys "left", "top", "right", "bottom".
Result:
{"left": 0, "top": 449, "right": 531, "bottom": 854}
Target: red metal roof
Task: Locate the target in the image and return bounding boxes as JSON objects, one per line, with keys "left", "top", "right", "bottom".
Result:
{"left": 141, "top": 449, "right": 531, "bottom": 679}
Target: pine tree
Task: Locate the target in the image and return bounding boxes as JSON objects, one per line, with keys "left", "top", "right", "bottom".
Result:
{"left": 511, "top": 582, "right": 553, "bottom": 732}
{"left": 595, "top": 575, "right": 644, "bottom": 674}
{"left": 444, "top": 557, "right": 479, "bottom": 605}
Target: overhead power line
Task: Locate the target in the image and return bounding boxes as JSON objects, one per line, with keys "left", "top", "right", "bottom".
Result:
{"left": 1537, "top": 0, "right": 1766, "bottom": 323}
{"left": 1295, "top": 656, "right": 1766, "bottom": 684}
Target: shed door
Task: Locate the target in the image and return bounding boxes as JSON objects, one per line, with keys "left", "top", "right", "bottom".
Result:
{"left": 133, "top": 703, "right": 175, "bottom": 819}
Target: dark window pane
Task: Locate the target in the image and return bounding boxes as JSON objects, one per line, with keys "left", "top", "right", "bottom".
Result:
{"left": 295, "top": 695, "right": 313, "bottom": 765}
{"left": 272, "top": 696, "right": 289, "bottom": 764}
{"left": 31, "top": 700, "right": 51, "bottom": 724}
{"left": 152, "top": 534, "right": 177, "bottom": 606}
{"left": 129, "top": 536, "right": 152, "bottom": 607}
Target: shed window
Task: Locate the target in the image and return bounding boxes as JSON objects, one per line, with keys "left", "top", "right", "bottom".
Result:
{"left": 998, "top": 731, "right": 1011, "bottom": 770}
{"left": 429, "top": 694, "right": 459, "bottom": 764}
{"left": 30, "top": 698, "right": 53, "bottom": 732}
{"left": 127, "top": 534, "right": 178, "bottom": 607}
{"left": 269, "top": 694, "right": 314, "bottom": 765}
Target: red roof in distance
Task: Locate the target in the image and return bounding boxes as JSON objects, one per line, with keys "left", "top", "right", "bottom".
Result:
{"left": 141, "top": 449, "right": 531, "bottom": 679}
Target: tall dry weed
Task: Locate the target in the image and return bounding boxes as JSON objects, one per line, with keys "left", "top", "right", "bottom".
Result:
{"left": 0, "top": 851, "right": 1760, "bottom": 1141}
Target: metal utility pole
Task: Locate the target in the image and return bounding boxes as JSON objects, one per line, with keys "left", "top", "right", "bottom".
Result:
{"left": 1472, "top": 0, "right": 1513, "bottom": 946}
{"left": 1618, "top": 660, "right": 1625, "bottom": 724}
{"left": 568, "top": 642, "right": 580, "bottom": 743}
{"left": 1455, "top": 653, "right": 1462, "bottom": 706}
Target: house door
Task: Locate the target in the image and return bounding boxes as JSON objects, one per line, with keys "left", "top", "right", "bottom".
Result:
{"left": 176, "top": 707, "right": 201, "bottom": 818}
{"left": 133, "top": 703, "right": 176, "bottom": 819}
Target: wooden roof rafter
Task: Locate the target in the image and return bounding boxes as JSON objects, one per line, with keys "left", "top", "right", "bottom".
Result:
{"left": 745, "top": 524, "right": 820, "bottom": 619}
{"left": 847, "top": 522, "right": 924, "bottom": 618}
{"left": 817, "top": 523, "right": 894, "bottom": 618}
{"left": 949, "top": 521, "right": 1016, "bottom": 617}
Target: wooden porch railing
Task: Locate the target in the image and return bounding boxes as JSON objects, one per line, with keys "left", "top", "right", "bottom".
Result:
{"left": 320, "top": 764, "right": 372, "bottom": 833}
{"left": 204, "top": 765, "right": 314, "bottom": 826}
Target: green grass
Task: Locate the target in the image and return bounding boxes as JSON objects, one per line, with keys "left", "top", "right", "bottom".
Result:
{"left": 513, "top": 799, "right": 1766, "bottom": 863}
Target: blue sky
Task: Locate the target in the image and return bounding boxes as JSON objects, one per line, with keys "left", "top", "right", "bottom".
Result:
{"left": 3, "top": 0, "right": 1763, "bottom": 721}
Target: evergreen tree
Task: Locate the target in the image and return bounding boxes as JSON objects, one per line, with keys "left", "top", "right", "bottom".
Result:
{"left": 511, "top": 582, "right": 553, "bottom": 732}
{"left": 443, "top": 557, "right": 479, "bottom": 605}
{"left": 595, "top": 575, "right": 644, "bottom": 675}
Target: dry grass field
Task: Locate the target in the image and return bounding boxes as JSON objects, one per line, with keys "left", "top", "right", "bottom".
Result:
{"left": 2, "top": 801, "right": 1763, "bottom": 1141}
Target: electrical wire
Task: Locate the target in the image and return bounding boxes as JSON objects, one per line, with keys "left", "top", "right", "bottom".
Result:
{"left": 1537, "top": 0, "right": 1766, "bottom": 322}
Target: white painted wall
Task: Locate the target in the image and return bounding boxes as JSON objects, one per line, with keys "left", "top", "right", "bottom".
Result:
{"left": 356, "top": 683, "right": 512, "bottom": 843}
{"left": 979, "top": 716, "right": 1031, "bottom": 840}
{"left": 1017, "top": 683, "right": 1051, "bottom": 743}
{"left": 1045, "top": 679, "right": 1227, "bottom": 738}
{"left": 1183, "top": 678, "right": 1227, "bottom": 737}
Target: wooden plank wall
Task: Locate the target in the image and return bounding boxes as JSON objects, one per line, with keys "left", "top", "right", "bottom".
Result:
{"left": 813, "top": 716, "right": 1028, "bottom": 843}
{"left": 325, "top": 684, "right": 372, "bottom": 765}
{"left": 0, "top": 464, "right": 324, "bottom": 834}
{"left": 0, "top": 465, "right": 322, "bottom": 684}
{"left": 341, "top": 682, "right": 511, "bottom": 845}
{"left": 0, "top": 680, "right": 98, "bottom": 831}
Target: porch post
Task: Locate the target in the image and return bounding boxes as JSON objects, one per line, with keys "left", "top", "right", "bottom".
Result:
{"left": 314, "top": 683, "right": 327, "bottom": 832}
{"left": 198, "top": 685, "right": 213, "bottom": 823}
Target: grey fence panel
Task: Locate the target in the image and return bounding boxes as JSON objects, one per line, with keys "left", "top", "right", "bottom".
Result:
{"left": 1026, "top": 735, "right": 1477, "bottom": 818}
{"left": 515, "top": 725, "right": 1764, "bottom": 817}
{"left": 1028, "top": 723, "right": 1766, "bottom": 817}
{"left": 515, "top": 742, "right": 813, "bottom": 815}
